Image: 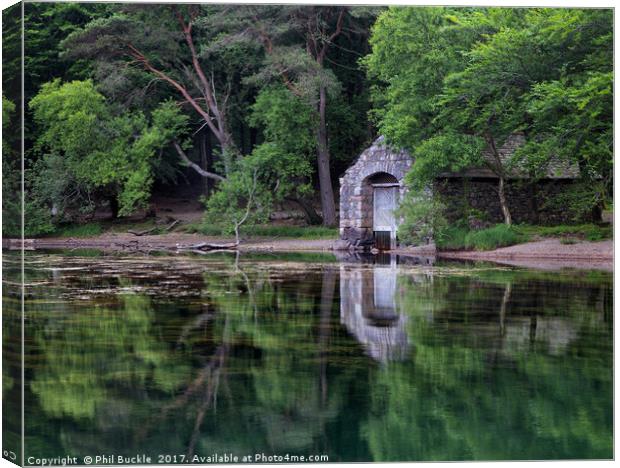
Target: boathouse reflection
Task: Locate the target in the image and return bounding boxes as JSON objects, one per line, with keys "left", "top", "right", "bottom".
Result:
{"left": 339, "top": 256, "right": 409, "bottom": 362}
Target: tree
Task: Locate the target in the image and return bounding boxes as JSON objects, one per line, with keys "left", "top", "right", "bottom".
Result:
{"left": 203, "top": 136, "right": 313, "bottom": 243}
{"left": 203, "top": 161, "right": 267, "bottom": 245}
{"left": 30, "top": 80, "right": 187, "bottom": 219}
{"left": 2, "top": 95, "right": 22, "bottom": 237}
{"left": 365, "top": 7, "right": 612, "bottom": 225}
{"left": 62, "top": 5, "right": 262, "bottom": 173}
{"left": 396, "top": 189, "right": 448, "bottom": 246}
{"left": 220, "top": 5, "right": 373, "bottom": 226}
{"left": 3, "top": 3, "right": 112, "bottom": 236}
{"left": 249, "top": 86, "right": 319, "bottom": 224}
{"left": 518, "top": 9, "right": 613, "bottom": 217}
{"left": 365, "top": 8, "right": 520, "bottom": 224}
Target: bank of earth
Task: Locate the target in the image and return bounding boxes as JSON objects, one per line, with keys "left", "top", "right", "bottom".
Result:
{"left": 22, "top": 229, "right": 613, "bottom": 272}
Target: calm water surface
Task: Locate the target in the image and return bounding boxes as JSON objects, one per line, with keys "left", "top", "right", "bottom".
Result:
{"left": 2, "top": 250, "right": 613, "bottom": 462}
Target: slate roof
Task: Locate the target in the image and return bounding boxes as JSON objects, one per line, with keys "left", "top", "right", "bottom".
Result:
{"left": 438, "top": 133, "right": 581, "bottom": 180}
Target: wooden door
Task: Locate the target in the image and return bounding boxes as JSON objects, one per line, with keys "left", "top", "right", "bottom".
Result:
{"left": 373, "top": 186, "right": 397, "bottom": 232}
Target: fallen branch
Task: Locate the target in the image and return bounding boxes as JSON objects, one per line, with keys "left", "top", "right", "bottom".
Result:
{"left": 128, "top": 219, "right": 180, "bottom": 236}
{"left": 127, "top": 226, "right": 159, "bottom": 236}
{"left": 164, "top": 219, "right": 181, "bottom": 231}
{"left": 175, "top": 241, "right": 239, "bottom": 251}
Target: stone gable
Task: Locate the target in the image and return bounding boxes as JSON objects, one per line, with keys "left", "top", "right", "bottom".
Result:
{"left": 339, "top": 136, "right": 413, "bottom": 244}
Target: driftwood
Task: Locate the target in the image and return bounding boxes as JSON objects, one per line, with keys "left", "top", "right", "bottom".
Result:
{"left": 127, "top": 227, "right": 159, "bottom": 236}
{"left": 163, "top": 219, "right": 181, "bottom": 231}
{"left": 127, "top": 219, "right": 181, "bottom": 236}
{"left": 175, "top": 241, "right": 239, "bottom": 251}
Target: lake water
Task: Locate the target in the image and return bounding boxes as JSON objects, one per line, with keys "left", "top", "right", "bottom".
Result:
{"left": 2, "top": 250, "right": 613, "bottom": 463}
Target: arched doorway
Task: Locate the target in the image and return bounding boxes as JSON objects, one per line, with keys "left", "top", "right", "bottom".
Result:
{"left": 338, "top": 136, "right": 413, "bottom": 250}
{"left": 363, "top": 172, "right": 399, "bottom": 250}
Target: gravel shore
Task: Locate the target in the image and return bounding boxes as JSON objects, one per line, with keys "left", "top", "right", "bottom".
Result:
{"left": 438, "top": 239, "right": 613, "bottom": 271}
{"left": 10, "top": 235, "right": 613, "bottom": 271}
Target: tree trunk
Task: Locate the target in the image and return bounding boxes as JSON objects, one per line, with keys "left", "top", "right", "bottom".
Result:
{"left": 316, "top": 85, "right": 337, "bottom": 227}
{"left": 485, "top": 133, "right": 512, "bottom": 226}
{"left": 200, "top": 130, "right": 214, "bottom": 196}
{"left": 499, "top": 283, "right": 511, "bottom": 337}
{"left": 108, "top": 196, "right": 119, "bottom": 219}
{"left": 498, "top": 176, "right": 512, "bottom": 225}
{"left": 288, "top": 197, "right": 323, "bottom": 225}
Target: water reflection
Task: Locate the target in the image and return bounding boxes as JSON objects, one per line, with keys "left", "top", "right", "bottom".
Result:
{"left": 2, "top": 253, "right": 23, "bottom": 465}
{"left": 339, "top": 256, "right": 410, "bottom": 362}
{"left": 4, "top": 251, "right": 613, "bottom": 463}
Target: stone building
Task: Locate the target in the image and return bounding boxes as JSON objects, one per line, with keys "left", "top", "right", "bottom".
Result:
{"left": 339, "top": 134, "right": 583, "bottom": 249}
{"left": 339, "top": 136, "right": 412, "bottom": 250}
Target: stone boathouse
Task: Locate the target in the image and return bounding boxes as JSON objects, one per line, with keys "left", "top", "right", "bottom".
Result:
{"left": 339, "top": 136, "right": 412, "bottom": 250}
{"left": 339, "top": 134, "right": 583, "bottom": 250}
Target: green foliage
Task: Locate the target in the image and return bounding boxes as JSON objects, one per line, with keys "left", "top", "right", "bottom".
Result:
{"left": 437, "top": 224, "right": 524, "bottom": 251}
{"left": 192, "top": 223, "right": 337, "bottom": 239}
{"left": 517, "top": 11, "right": 612, "bottom": 186}
{"left": 203, "top": 157, "right": 272, "bottom": 242}
{"left": 514, "top": 223, "right": 612, "bottom": 242}
{"left": 2, "top": 95, "right": 23, "bottom": 237}
{"left": 249, "top": 86, "right": 315, "bottom": 200}
{"left": 465, "top": 224, "right": 524, "bottom": 250}
{"left": 540, "top": 181, "right": 608, "bottom": 223}
{"left": 396, "top": 190, "right": 448, "bottom": 246}
{"left": 22, "top": 3, "right": 108, "bottom": 100}
{"left": 203, "top": 86, "right": 318, "bottom": 240}
{"left": 2, "top": 95, "right": 56, "bottom": 237}
{"left": 2, "top": 94, "right": 15, "bottom": 123}
{"left": 437, "top": 222, "right": 611, "bottom": 251}
{"left": 14, "top": 5, "right": 377, "bottom": 235}
{"left": 435, "top": 226, "right": 470, "bottom": 251}
{"left": 30, "top": 80, "right": 187, "bottom": 219}
{"left": 367, "top": 7, "right": 613, "bottom": 226}
{"left": 50, "top": 222, "right": 104, "bottom": 238}
{"left": 364, "top": 7, "right": 481, "bottom": 149}
{"left": 404, "top": 134, "right": 485, "bottom": 190}
{"left": 250, "top": 86, "right": 317, "bottom": 158}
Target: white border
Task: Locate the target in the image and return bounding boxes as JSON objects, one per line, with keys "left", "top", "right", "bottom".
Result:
{"left": 0, "top": 2, "right": 616, "bottom": 468}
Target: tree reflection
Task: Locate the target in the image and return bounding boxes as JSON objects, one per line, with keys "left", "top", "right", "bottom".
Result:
{"left": 3, "top": 252, "right": 23, "bottom": 463}
{"left": 193, "top": 266, "right": 350, "bottom": 454}
{"left": 20, "top": 255, "right": 613, "bottom": 462}
{"left": 361, "top": 270, "right": 613, "bottom": 460}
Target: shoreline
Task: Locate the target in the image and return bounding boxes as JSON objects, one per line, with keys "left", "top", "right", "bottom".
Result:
{"left": 435, "top": 238, "right": 613, "bottom": 271}
{"left": 5, "top": 235, "right": 613, "bottom": 271}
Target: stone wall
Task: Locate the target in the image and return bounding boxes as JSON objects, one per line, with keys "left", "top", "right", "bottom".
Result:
{"left": 339, "top": 134, "right": 589, "bottom": 249}
{"left": 339, "top": 136, "right": 412, "bottom": 244}
{"left": 435, "top": 178, "right": 593, "bottom": 225}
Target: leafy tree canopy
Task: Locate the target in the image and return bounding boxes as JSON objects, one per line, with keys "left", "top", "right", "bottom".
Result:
{"left": 366, "top": 7, "right": 613, "bottom": 222}
{"left": 30, "top": 79, "right": 188, "bottom": 218}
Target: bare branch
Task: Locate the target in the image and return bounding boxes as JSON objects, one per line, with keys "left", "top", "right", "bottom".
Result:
{"left": 126, "top": 43, "right": 220, "bottom": 138}
{"left": 173, "top": 141, "right": 225, "bottom": 181}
